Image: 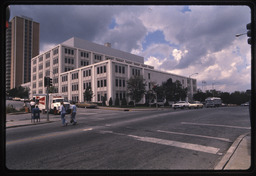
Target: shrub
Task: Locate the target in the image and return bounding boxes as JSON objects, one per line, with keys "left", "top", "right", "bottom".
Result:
{"left": 109, "top": 97, "right": 113, "bottom": 106}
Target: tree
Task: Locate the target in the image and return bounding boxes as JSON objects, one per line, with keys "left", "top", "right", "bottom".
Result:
{"left": 48, "top": 86, "right": 57, "bottom": 93}
{"left": 7, "top": 86, "right": 30, "bottom": 98}
{"left": 162, "top": 78, "right": 174, "bottom": 102}
{"left": 115, "top": 97, "right": 120, "bottom": 106}
{"left": 127, "top": 75, "right": 146, "bottom": 106}
{"left": 173, "top": 80, "right": 187, "bottom": 101}
{"left": 121, "top": 97, "right": 127, "bottom": 106}
{"left": 109, "top": 97, "right": 113, "bottom": 106}
{"left": 84, "top": 86, "right": 93, "bottom": 102}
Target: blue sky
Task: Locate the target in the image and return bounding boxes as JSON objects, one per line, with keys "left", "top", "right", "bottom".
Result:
{"left": 9, "top": 5, "right": 251, "bottom": 92}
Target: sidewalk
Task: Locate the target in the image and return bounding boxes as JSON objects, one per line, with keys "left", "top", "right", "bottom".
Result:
{"left": 214, "top": 133, "right": 251, "bottom": 170}
{"left": 6, "top": 113, "right": 60, "bottom": 128}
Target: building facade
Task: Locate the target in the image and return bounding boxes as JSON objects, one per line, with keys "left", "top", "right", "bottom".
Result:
{"left": 31, "top": 37, "right": 197, "bottom": 104}
{"left": 6, "top": 16, "right": 40, "bottom": 90}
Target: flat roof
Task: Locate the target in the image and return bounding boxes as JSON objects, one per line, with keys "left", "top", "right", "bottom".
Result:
{"left": 62, "top": 37, "right": 144, "bottom": 64}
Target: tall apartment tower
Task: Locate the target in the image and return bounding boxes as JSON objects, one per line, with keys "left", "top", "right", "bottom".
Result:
{"left": 6, "top": 16, "right": 39, "bottom": 90}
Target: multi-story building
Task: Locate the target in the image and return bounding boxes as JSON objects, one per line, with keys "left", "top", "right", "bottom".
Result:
{"left": 30, "top": 37, "right": 197, "bottom": 104}
{"left": 6, "top": 16, "right": 40, "bottom": 90}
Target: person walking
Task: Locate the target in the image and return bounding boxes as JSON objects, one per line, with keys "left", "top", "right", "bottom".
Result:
{"left": 60, "top": 101, "right": 68, "bottom": 126}
{"left": 70, "top": 101, "right": 77, "bottom": 125}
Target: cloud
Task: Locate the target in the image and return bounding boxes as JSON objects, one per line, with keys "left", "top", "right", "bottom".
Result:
{"left": 9, "top": 5, "right": 251, "bottom": 92}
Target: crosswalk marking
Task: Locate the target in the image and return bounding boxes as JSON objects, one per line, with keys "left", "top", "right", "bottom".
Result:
{"left": 181, "top": 122, "right": 251, "bottom": 130}
{"left": 128, "top": 134, "right": 221, "bottom": 155}
{"left": 157, "top": 130, "right": 231, "bottom": 142}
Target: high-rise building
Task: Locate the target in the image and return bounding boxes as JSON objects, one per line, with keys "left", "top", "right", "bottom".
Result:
{"left": 6, "top": 16, "right": 39, "bottom": 90}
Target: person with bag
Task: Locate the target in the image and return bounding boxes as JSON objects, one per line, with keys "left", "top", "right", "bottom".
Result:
{"left": 70, "top": 101, "right": 77, "bottom": 125}
{"left": 60, "top": 101, "right": 68, "bottom": 126}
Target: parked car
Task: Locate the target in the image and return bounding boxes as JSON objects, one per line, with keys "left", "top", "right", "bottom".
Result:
{"left": 241, "top": 102, "right": 249, "bottom": 106}
{"left": 172, "top": 101, "right": 189, "bottom": 109}
{"left": 76, "top": 102, "right": 97, "bottom": 108}
{"left": 13, "top": 97, "right": 21, "bottom": 101}
{"left": 188, "top": 101, "right": 204, "bottom": 109}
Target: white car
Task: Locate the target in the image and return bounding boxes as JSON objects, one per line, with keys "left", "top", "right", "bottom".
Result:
{"left": 189, "top": 101, "right": 204, "bottom": 109}
{"left": 172, "top": 101, "right": 189, "bottom": 109}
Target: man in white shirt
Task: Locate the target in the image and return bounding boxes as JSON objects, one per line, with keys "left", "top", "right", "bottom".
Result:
{"left": 60, "top": 101, "right": 68, "bottom": 126}
{"left": 70, "top": 101, "right": 77, "bottom": 125}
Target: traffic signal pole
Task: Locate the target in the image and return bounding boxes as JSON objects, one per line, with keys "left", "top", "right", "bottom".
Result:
{"left": 46, "top": 85, "right": 49, "bottom": 121}
{"left": 44, "top": 76, "right": 51, "bottom": 121}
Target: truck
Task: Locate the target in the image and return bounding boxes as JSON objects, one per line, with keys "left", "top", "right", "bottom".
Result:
{"left": 205, "top": 97, "right": 222, "bottom": 108}
{"left": 32, "top": 94, "right": 71, "bottom": 114}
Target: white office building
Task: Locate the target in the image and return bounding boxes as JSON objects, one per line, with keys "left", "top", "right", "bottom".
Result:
{"left": 30, "top": 37, "right": 196, "bottom": 104}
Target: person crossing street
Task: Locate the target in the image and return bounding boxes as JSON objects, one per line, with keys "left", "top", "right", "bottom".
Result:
{"left": 60, "top": 101, "right": 68, "bottom": 126}
{"left": 70, "top": 101, "right": 77, "bottom": 125}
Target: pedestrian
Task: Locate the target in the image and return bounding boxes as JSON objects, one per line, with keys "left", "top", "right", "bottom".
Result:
{"left": 32, "top": 105, "right": 40, "bottom": 123}
{"left": 30, "top": 100, "right": 36, "bottom": 112}
{"left": 60, "top": 101, "right": 68, "bottom": 126}
{"left": 70, "top": 101, "right": 77, "bottom": 125}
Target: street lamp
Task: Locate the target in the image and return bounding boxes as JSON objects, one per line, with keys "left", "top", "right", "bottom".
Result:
{"left": 235, "top": 33, "right": 247, "bottom": 37}
{"left": 187, "top": 73, "right": 198, "bottom": 102}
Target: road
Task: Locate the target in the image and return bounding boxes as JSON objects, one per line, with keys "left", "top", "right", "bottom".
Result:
{"left": 6, "top": 106, "right": 250, "bottom": 170}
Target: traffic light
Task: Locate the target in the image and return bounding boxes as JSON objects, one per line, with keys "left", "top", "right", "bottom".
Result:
{"left": 44, "top": 77, "right": 52, "bottom": 87}
{"left": 246, "top": 23, "right": 251, "bottom": 45}
{"left": 49, "top": 78, "right": 53, "bottom": 87}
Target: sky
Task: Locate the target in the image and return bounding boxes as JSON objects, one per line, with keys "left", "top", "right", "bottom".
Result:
{"left": 9, "top": 5, "right": 251, "bottom": 93}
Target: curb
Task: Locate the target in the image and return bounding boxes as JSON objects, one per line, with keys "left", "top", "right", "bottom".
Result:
{"left": 214, "top": 132, "right": 250, "bottom": 170}
{"left": 6, "top": 120, "right": 57, "bottom": 128}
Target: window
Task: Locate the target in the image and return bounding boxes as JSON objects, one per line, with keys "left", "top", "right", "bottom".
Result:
{"left": 104, "top": 66, "right": 106, "bottom": 73}
{"left": 45, "top": 61, "right": 50, "bottom": 68}
{"left": 116, "top": 79, "right": 118, "bottom": 87}
{"left": 53, "top": 48, "right": 58, "bottom": 55}
{"left": 72, "top": 73, "right": 78, "bottom": 80}
{"left": 39, "top": 64, "right": 43, "bottom": 70}
{"left": 148, "top": 73, "right": 151, "bottom": 79}
{"left": 46, "top": 52, "right": 50, "bottom": 59}
{"left": 104, "top": 80, "right": 107, "bottom": 87}
{"left": 115, "top": 65, "right": 118, "bottom": 73}
{"left": 122, "top": 66, "right": 125, "bottom": 74}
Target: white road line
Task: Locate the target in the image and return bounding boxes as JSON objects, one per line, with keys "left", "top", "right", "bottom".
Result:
{"left": 128, "top": 134, "right": 221, "bottom": 155}
{"left": 181, "top": 122, "right": 251, "bottom": 130}
{"left": 83, "top": 128, "right": 93, "bottom": 131}
{"left": 157, "top": 130, "right": 231, "bottom": 142}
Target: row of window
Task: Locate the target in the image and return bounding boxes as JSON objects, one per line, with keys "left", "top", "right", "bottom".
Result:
{"left": 94, "top": 54, "right": 102, "bottom": 61}
{"left": 81, "top": 60, "right": 89, "bottom": 66}
{"left": 116, "top": 91, "right": 126, "bottom": 100}
{"left": 97, "top": 79, "right": 107, "bottom": 88}
{"left": 62, "top": 85, "right": 68, "bottom": 92}
{"left": 97, "top": 92, "right": 107, "bottom": 101}
{"left": 97, "top": 66, "right": 107, "bottom": 74}
{"left": 132, "top": 68, "right": 141, "bottom": 76}
{"left": 72, "top": 84, "right": 79, "bottom": 91}
{"left": 64, "top": 67, "right": 74, "bottom": 72}
{"left": 72, "top": 73, "right": 78, "bottom": 80}
{"left": 115, "top": 65, "right": 125, "bottom": 74}
{"left": 65, "top": 48, "right": 74, "bottom": 55}
{"left": 65, "top": 57, "right": 74, "bottom": 65}
{"left": 115, "top": 78, "right": 126, "bottom": 87}
{"left": 83, "top": 69, "right": 91, "bottom": 77}
{"left": 62, "top": 75, "right": 68, "bottom": 82}
{"left": 81, "top": 51, "right": 89, "bottom": 58}
{"left": 83, "top": 82, "right": 91, "bottom": 89}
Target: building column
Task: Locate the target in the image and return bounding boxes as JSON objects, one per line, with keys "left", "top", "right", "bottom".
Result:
{"left": 107, "top": 60, "right": 113, "bottom": 105}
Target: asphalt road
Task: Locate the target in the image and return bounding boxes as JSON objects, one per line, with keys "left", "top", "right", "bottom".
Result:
{"left": 6, "top": 106, "right": 251, "bottom": 170}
